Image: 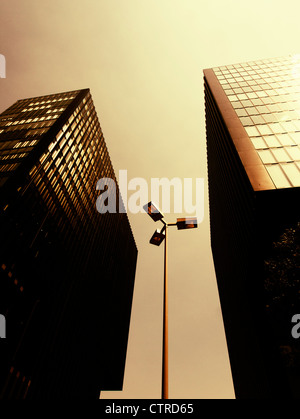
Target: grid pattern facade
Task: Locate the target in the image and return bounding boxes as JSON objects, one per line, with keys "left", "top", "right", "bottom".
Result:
{"left": 213, "top": 55, "right": 300, "bottom": 188}
{"left": 0, "top": 89, "right": 137, "bottom": 399}
{"left": 205, "top": 56, "right": 300, "bottom": 399}
{"left": 26, "top": 91, "right": 115, "bottom": 235}
{"left": 205, "top": 80, "right": 283, "bottom": 399}
{"left": 0, "top": 90, "right": 80, "bottom": 184}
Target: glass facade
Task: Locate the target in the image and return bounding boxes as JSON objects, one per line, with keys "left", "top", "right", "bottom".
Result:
{"left": 205, "top": 56, "right": 300, "bottom": 399}
{"left": 0, "top": 91, "right": 79, "bottom": 183}
{"left": 26, "top": 91, "right": 116, "bottom": 235}
{"left": 212, "top": 55, "right": 300, "bottom": 188}
{"left": 0, "top": 89, "right": 137, "bottom": 399}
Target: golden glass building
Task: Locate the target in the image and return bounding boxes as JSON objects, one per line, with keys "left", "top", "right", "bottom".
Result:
{"left": 204, "top": 55, "right": 300, "bottom": 399}
{"left": 0, "top": 89, "right": 137, "bottom": 399}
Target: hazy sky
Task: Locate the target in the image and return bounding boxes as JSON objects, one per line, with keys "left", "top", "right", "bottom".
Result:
{"left": 1, "top": 0, "right": 300, "bottom": 399}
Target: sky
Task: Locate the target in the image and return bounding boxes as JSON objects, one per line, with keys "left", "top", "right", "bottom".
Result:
{"left": 1, "top": 0, "right": 300, "bottom": 399}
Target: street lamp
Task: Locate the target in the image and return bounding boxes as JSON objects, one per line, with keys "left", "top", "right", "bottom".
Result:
{"left": 143, "top": 201, "right": 198, "bottom": 399}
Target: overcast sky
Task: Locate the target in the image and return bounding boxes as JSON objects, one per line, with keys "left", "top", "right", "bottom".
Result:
{"left": 1, "top": 0, "right": 300, "bottom": 399}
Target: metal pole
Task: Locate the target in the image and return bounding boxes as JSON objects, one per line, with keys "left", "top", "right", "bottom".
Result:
{"left": 162, "top": 225, "right": 168, "bottom": 399}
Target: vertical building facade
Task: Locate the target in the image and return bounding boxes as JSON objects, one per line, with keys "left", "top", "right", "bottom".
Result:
{"left": 204, "top": 55, "right": 300, "bottom": 399}
{"left": 0, "top": 89, "right": 138, "bottom": 399}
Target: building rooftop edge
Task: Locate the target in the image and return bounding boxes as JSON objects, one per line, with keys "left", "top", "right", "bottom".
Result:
{"left": 204, "top": 68, "right": 277, "bottom": 192}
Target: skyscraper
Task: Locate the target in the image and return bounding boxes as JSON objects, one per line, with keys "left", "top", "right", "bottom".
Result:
{"left": 204, "top": 55, "right": 300, "bottom": 399}
{"left": 0, "top": 89, "right": 138, "bottom": 399}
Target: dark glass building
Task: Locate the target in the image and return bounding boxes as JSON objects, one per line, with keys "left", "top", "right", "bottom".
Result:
{"left": 0, "top": 89, "right": 138, "bottom": 399}
{"left": 204, "top": 55, "right": 300, "bottom": 399}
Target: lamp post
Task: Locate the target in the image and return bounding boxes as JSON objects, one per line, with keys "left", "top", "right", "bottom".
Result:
{"left": 143, "top": 202, "right": 197, "bottom": 399}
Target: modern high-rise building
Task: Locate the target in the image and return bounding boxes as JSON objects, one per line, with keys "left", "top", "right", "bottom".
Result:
{"left": 204, "top": 55, "right": 300, "bottom": 399}
{"left": 0, "top": 89, "right": 138, "bottom": 399}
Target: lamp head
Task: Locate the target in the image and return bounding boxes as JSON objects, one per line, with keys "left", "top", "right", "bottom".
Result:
{"left": 176, "top": 217, "right": 198, "bottom": 230}
{"left": 149, "top": 229, "right": 166, "bottom": 246}
{"left": 143, "top": 201, "right": 164, "bottom": 222}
